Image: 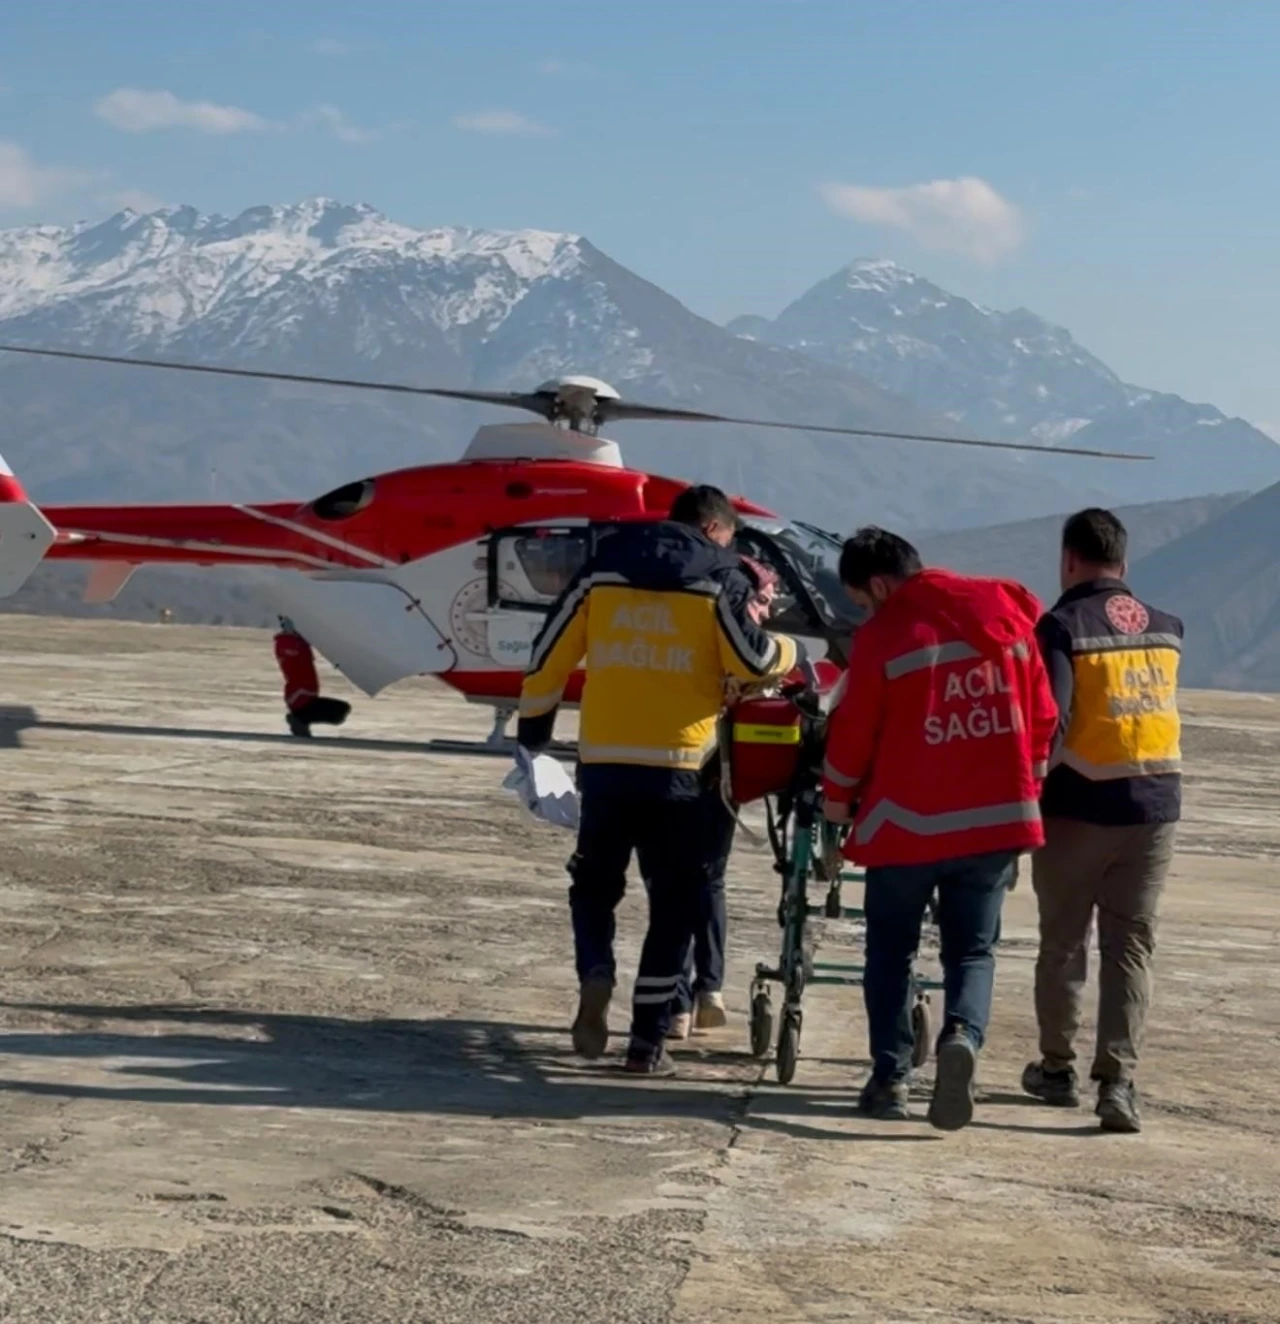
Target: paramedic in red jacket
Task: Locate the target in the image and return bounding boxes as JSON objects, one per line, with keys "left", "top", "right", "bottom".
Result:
{"left": 822, "top": 528, "right": 1057, "bottom": 1132}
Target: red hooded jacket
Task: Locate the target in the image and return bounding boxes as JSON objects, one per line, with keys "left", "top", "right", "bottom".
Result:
{"left": 822, "top": 569, "right": 1058, "bottom": 868}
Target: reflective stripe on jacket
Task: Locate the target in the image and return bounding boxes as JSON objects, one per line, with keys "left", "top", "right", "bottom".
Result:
{"left": 822, "top": 568, "right": 1057, "bottom": 867}
{"left": 517, "top": 522, "right": 802, "bottom": 792}
{"left": 1038, "top": 578, "right": 1182, "bottom": 825}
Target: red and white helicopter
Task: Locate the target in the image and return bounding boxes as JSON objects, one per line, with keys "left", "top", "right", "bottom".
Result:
{"left": 0, "top": 344, "right": 1147, "bottom": 742}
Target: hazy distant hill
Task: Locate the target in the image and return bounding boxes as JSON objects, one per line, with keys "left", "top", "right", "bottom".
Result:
{"left": 1131, "top": 480, "right": 1280, "bottom": 691}
{"left": 916, "top": 492, "right": 1247, "bottom": 607}
{"left": 0, "top": 563, "right": 271, "bottom": 628}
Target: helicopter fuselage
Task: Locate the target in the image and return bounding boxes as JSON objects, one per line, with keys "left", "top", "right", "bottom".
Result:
{"left": 36, "top": 449, "right": 851, "bottom": 705}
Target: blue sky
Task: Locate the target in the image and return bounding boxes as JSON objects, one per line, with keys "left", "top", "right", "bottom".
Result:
{"left": 3, "top": 0, "right": 1279, "bottom": 432}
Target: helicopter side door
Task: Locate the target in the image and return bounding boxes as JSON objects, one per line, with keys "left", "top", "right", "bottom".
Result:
{"left": 484, "top": 520, "right": 849, "bottom": 673}
{"left": 484, "top": 522, "right": 597, "bottom": 669}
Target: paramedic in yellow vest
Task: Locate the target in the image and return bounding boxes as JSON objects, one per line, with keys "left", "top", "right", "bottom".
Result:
{"left": 1021, "top": 508, "right": 1182, "bottom": 1134}
{"left": 517, "top": 485, "right": 805, "bottom": 1076}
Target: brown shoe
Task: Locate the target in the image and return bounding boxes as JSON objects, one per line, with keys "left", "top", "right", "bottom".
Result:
{"left": 693, "top": 991, "right": 728, "bottom": 1032}
{"left": 571, "top": 977, "right": 612, "bottom": 1059}
{"left": 666, "top": 1012, "right": 692, "bottom": 1041}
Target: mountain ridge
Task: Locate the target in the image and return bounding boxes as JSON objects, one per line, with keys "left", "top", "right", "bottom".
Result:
{"left": 728, "top": 257, "right": 1280, "bottom": 501}
{"left": 0, "top": 198, "right": 1099, "bottom": 533}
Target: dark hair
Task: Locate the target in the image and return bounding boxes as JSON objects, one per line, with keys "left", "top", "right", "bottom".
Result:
{"left": 1062, "top": 507, "right": 1126, "bottom": 567}
{"left": 669, "top": 484, "right": 738, "bottom": 530}
{"left": 838, "top": 526, "right": 922, "bottom": 590}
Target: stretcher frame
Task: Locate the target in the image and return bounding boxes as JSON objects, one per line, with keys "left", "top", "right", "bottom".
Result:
{"left": 742, "top": 689, "right": 945, "bottom": 1085}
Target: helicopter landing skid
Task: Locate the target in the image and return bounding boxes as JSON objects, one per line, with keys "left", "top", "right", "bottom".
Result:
{"left": 485, "top": 705, "right": 516, "bottom": 747}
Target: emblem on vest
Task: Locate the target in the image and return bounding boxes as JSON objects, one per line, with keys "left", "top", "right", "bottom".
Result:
{"left": 1105, "top": 595, "right": 1150, "bottom": 634}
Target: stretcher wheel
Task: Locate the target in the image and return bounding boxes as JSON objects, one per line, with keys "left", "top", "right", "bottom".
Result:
{"left": 775, "top": 1009, "right": 801, "bottom": 1085}
{"left": 911, "top": 996, "right": 932, "bottom": 1068}
{"left": 749, "top": 991, "right": 773, "bottom": 1059}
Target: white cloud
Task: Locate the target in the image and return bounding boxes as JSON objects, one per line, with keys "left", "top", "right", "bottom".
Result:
{"left": 94, "top": 88, "right": 380, "bottom": 145}
{"left": 1254, "top": 420, "right": 1280, "bottom": 443}
{"left": 535, "top": 59, "right": 568, "bottom": 75}
{"left": 820, "top": 176, "right": 1026, "bottom": 265}
{"left": 95, "top": 87, "right": 268, "bottom": 135}
{"left": 452, "top": 109, "right": 554, "bottom": 137}
{"left": 108, "top": 188, "right": 167, "bottom": 213}
{"left": 0, "top": 140, "right": 90, "bottom": 209}
{"left": 309, "top": 37, "right": 351, "bottom": 56}
{"left": 297, "top": 105, "right": 379, "bottom": 144}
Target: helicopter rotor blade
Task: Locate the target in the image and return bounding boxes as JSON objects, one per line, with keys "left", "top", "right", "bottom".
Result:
{"left": 0, "top": 342, "right": 1152, "bottom": 459}
{"left": 599, "top": 399, "right": 1151, "bottom": 461}
{"left": 0, "top": 344, "right": 553, "bottom": 417}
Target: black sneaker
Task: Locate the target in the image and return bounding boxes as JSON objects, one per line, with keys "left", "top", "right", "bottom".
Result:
{"left": 1096, "top": 1081, "right": 1141, "bottom": 1134}
{"left": 623, "top": 1044, "right": 677, "bottom": 1077}
{"left": 857, "top": 1077, "right": 910, "bottom": 1121}
{"left": 1021, "top": 1061, "right": 1080, "bottom": 1108}
{"left": 571, "top": 977, "right": 613, "bottom": 1060}
{"left": 287, "top": 714, "right": 312, "bottom": 738}
{"left": 928, "top": 1029, "right": 977, "bottom": 1132}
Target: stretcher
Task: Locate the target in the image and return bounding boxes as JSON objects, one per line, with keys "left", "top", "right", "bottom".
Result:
{"left": 719, "top": 682, "right": 944, "bottom": 1085}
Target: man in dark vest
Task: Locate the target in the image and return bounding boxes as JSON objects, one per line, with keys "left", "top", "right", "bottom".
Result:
{"left": 1022, "top": 508, "right": 1182, "bottom": 1133}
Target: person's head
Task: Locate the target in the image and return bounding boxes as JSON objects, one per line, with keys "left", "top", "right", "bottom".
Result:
{"left": 669, "top": 483, "right": 739, "bottom": 547}
{"left": 1060, "top": 507, "right": 1127, "bottom": 591}
{"left": 837, "top": 526, "right": 923, "bottom": 616}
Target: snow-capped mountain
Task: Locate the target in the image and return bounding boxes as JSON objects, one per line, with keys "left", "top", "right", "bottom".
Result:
{"left": 0, "top": 200, "right": 594, "bottom": 378}
{"left": 0, "top": 199, "right": 1099, "bottom": 532}
{"left": 1, "top": 199, "right": 1269, "bottom": 534}
{"left": 728, "top": 259, "right": 1280, "bottom": 502}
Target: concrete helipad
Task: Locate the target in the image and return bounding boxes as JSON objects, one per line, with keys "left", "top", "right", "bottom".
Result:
{"left": 0, "top": 615, "right": 1277, "bottom": 1322}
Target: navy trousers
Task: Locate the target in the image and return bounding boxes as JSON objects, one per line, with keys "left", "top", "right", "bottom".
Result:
{"left": 568, "top": 784, "right": 734, "bottom": 1054}
{"left": 672, "top": 867, "right": 728, "bottom": 1013}
{"left": 862, "top": 849, "right": 1015, "bottom": 1084}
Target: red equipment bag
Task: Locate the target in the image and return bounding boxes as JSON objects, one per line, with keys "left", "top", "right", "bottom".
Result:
{"left": 719, "top": 692, "right": 810, "bottom": 806}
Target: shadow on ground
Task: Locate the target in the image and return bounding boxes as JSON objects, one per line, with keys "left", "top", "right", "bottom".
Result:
{"left": 0, "top": 709, "right": 576, "bottom": 760}
{"left": 0, "top": 705, "right": 37, "bottom": 749}
{"left": 0, "top": 1001, "right": 945, "bottom": 1143}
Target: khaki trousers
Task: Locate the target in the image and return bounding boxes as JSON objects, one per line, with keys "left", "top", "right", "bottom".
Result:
{"left": 1031, "top": 818, "right": 1176, "bottom": 1084}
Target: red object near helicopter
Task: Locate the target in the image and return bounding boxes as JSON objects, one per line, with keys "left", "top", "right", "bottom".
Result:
{"left": 0, "top": 344, "right": 1149, "bottom": 742}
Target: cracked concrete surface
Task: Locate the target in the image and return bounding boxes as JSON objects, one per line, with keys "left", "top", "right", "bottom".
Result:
{"left": 0, "top": 616, "right": 1277, "bottom": 1322}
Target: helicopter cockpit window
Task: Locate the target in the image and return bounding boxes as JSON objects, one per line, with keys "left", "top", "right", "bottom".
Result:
{"left": 732, "top": 526, "right": 823, "bottom": 636}
{"left": 310, "top": 478, "right": 375, "bottom": 521}
{"left": 495, "top": 529, "right": 592, "bottom": 605}
{"left": 783, "top": 521, "right": 867, "bottom": 630}
{"left": 735, "top": 520, "right": 867, "bottom": 635}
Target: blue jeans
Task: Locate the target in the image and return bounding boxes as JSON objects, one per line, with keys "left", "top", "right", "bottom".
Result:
{"left": 863, "top": 849, "right": 1015, "bottom": 1084}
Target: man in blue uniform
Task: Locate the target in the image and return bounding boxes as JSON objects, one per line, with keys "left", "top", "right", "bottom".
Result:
{"left": 518, "top": 486, "right": 804, "bottom": 1075}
